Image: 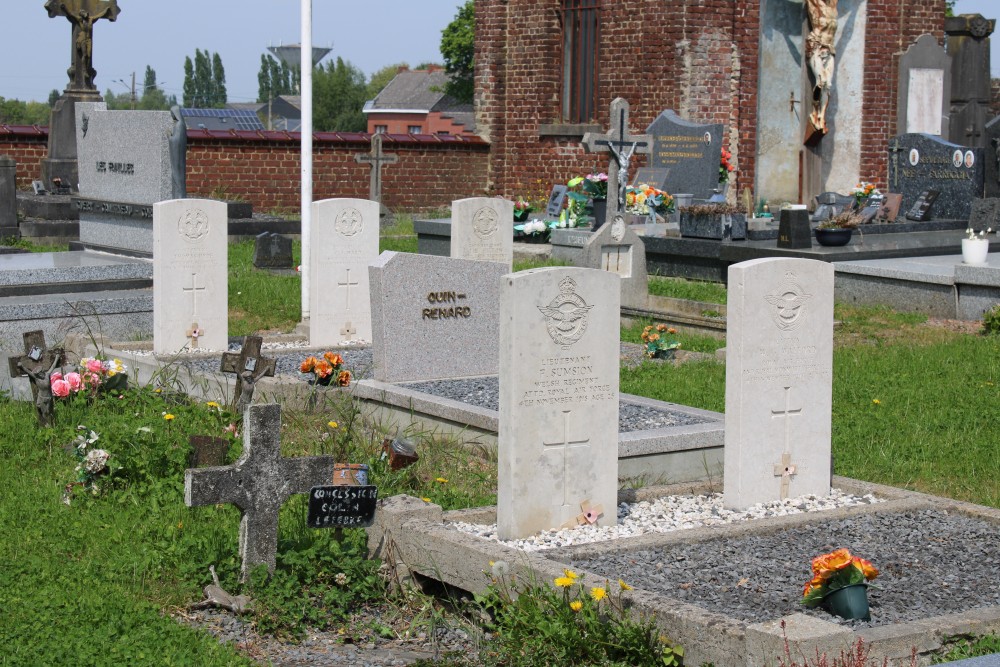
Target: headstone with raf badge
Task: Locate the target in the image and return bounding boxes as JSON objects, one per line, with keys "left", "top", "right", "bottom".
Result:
{"left": 888, "top": 133, "right": 984, "bottom": 220}
{"left": 451, "top": 197, "right": 514, "bottom": 267}
{"left": 646, "top": 110, "right": 724, "bottom": 201}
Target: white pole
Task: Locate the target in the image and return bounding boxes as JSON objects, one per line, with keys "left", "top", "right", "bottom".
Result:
{"left": 300, "top": 0, "right": 313, "bottom": 321}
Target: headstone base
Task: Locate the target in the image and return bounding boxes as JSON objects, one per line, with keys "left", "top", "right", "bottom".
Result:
{"left": 41, "top": 92, "right": 102, "bottom": 192}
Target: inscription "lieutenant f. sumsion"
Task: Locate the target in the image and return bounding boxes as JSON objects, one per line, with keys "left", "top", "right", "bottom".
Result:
{"left": 422, "top": 291, "right": 471, "bottom": 320}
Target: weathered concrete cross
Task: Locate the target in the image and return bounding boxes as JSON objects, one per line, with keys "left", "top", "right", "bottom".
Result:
{"left": 582, "top": 98, "right": 652, "bottom": 225}
{"left": 185, "top": 403, "right": 337, "bottom": 581}
{"left": 340, "top": 321, "right": 358, "bottom": 341}
{"left": 7, "top": 330, "right": 63, "bottom": 427}
{"left": 355, "top": 133, "right": 398, "bottom": 203}
{"left": 543, "top": 409, "right": 591, "bottom": 507}
{"left": 220, "top": 335, "right": 276, "bottom": 416}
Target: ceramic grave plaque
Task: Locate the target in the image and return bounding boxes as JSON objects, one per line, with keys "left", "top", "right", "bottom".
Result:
{"left": 309, "top": 198, "right": 380, "bottom": 347}
{"left": 723, "top": 258, "right": 834, "bottom": 510}
{"left": 498, "top": 267, "right": 620, "bottom": 539}
{"left": 451, "top": 197, "right": 514, "bottom": 267}
{"left": 153, "top": 199, "right": 228, "bottom": 353}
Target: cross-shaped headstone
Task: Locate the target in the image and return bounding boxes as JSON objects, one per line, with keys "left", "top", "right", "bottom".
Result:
{"left": 185, "top": 403, "right": 337, "bottom": 581}
{"left": 337, "top": 268, "right": 359, "bottom": 311}
{"left": 770, "top": 386, "right": 803, "bottom": 499}
{"left": 183, "top": 272, "right": 207, "bottom": 319}
{"left": 582, "top": 98, "right": 652, "bottom": 226}
{"left": 220, "top": 335, "right": 276, "bottom": 416}
{"left": 340, "top": 321, "right": 358, "bottom": 341}
{"left": 8, "top": 330, "right": 63, "bottom": 427}
{"left": 355, "top": 134, "right": 398, "bottom": 203}
{"left": 773, "top": 451, "right": 798, "bottom": 500}
{"left": 542, "top": 409, "right": 591, "bottom": 507}
{"left": 185, "top": 323, "right": 204, "bottom": 348}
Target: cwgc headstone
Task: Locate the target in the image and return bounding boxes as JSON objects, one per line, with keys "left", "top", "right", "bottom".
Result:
{"left": 368, "top": 251, "right": 506, "bottom": 383}
{"left": 985, "top": 116, "right": 1000, "bottom": 198}
{"left": 723, "top": 258, "right": 834, "bottom": 510}
{"left": 0, "top": 156, "right": 16, "bottom": 237}
{"left": 646, "top": 110, "right": 724, "bottom": 201}
{"left": 309, "top": 198, "right": 380, "bottom": 347}
{"left": 577, "top": 214, "right": 648, "bottom": 310}
{"left": 153, "top": 199, "right": 228, "bottom": 354}
{"left": 185, "top": 403, "right": 337, "bottom": 581}
{"left": 451, "top": 197, "right": 514, "bottom": 267}
{"left": 888, "top": 133, "right": 984, "bottom": 220}
{"left": 498, "top": 268, "right": 619, "bottom": 539}
{"left": 252, "top": 232, "right": 293, "bottom": 269}
{"left": 896, "top": 34, "right": 952, "bottom": 137}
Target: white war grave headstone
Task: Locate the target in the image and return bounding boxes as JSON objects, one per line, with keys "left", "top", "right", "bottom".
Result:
{"left": 309, "top": 198, "right": 380, "bottom": 347}
{"left": 451, "top": 197, "right": 514, "bottom": 267}
{"left": 498, "top": 267, "right": 620, "bottom": 539}
{"left": 723, "top": 258, "right": 834, "bottom": 510}
{"left": 153, "top": 199, "right": 228, "bottom": 354}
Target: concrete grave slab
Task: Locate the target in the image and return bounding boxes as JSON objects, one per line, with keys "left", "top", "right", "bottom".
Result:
{"left": 450, "top": 197, "right": 514, "bottom": 267}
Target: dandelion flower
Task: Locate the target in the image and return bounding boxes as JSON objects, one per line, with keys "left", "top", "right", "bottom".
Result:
{"left": 435, "top": 477, "right": 448, "bottom": 484}
{"left": 563, "top": 569, "right": 578, "bottom": 580}
{"left": 872, "top": 399, "right": 880, "bottom": 405}
{"left": 206, "top": 401, "right": 220, "bottom": 409}
{"left": 327, "top": 421, "right": 339, "bottom": 429}
{"left": 420, "top": 497, "right": 431, "bottom": 503}
{"left": 163, "top": 413, "right": 175, "bottom": 421}
{"left": 590, "top": 587, "right": 607, "bottom": 602}
{"left": 554, "top": 576, "right": 574, "bottom": 588}
{"left": 569, "top": 600, "right": 582, "bottom": 612}
{"left": 619, "top": 579, "right": 633, "bottom": 591}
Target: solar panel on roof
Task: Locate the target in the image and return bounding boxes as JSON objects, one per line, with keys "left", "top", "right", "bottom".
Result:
{"left": 180, "top": 108, "right": 265, "bottom": 131}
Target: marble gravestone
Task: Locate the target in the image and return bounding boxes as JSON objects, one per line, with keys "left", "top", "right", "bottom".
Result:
{"left": 888, "top": 133, "right": 984, "bottom": 221}
{"left": 647, "top": 110, "right": 724, "bottom": 201}
{"left": 895, "top": 34, "right": 952, "bottom": 137}
{"left": 577, "top": 214, "right": 648, "bottom": 310}
{"left": 153, "top": 199, "right": 228, "bottom": 354}
{"left": 368, "top": 251, "right": 506, "bottom": 383}
{"left": 498, "top": 268, "right": 620, "bottom": 540}
{"left": 451, "top": 197, "right": 514, "bottom": 267}
{"left": 723, "top": 258, "right": 834, "bottom": 510}
{"left": 309, "top": 198, "right": 380, "bottom": 347}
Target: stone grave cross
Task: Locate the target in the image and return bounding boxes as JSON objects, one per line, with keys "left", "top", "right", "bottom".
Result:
{"left": 220, "top": 335, "right": 276, "bottom": 416}
{"left": 770, "top": 386, "right": 802, "bottom": 499}
{"left": 45, "top": 0, "right": 120, "bottom": 92}
{"left": 542, "top": 410, "right": 591, "bottom": 507}
{"left": 582, "top": 98, "right": 652, "bottom": 224}
{"left": 355, "top": 134, "right": 398, "bottom": 204}
{"left": 184, "top": 403, "right": 336, "bottom": 581}
{"left": 7, "top": 330, "right": 64, "bottom": 427}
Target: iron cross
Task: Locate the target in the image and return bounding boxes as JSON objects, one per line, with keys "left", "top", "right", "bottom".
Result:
{"left": 220, "top": 335, "right": 276, "bottom": 414}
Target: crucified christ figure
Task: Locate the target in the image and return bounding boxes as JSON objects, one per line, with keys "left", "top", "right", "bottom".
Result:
{"left": 806, "top": 0, "right": 837, "bottom": 133}
{"left": 611, "top": 142, "right": 639, "bottom": 210}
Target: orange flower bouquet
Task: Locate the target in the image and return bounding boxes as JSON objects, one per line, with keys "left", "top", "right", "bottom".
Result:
{"left": 300, "top": 352, "right": 352, "bottom": 387}
{"left": 640, "top": 324, "right": 681, "bottom": 359}
{"left": 801, "top": 548, "right": 879, "bottom": 609}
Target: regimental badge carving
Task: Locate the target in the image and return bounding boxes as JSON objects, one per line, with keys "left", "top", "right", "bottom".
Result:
{"left": 764, "top": 272, "right": 812, "bottom": 332}
{"left": 178, "top": 208, "right": 209, "bottom": 242}
{"left": 538, "top": 276, "right": 594, "bottom": 347}
{"left": 610, "top": 215, "right": 626, "bottom": 242}
{"left": 335, "top": 208, "right": 364, "bottom": 237}
{"left": 472, "top": 206, "right": 499, "bottom": 238}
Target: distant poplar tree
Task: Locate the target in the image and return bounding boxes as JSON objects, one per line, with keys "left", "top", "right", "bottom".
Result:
{"left": 183, "top": 50, "right": 228, "bottom": 108}
{"left": 183, "top": 56, "right": 196, "bottom": 107}
{"left": 211, "top": 53, "right": 227, "bottom": 107}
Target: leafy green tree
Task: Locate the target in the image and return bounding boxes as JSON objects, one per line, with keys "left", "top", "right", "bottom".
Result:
{"left": 47, "top": 89, "right": 60, "bottom": 108}
{"left": 143, "top": 65, "right": 156, "bottom": 92}
{"left": 183, "top": 56, "right": 196, "bottom": 107}
{"left": 367, "top": 62, "right": 408, "bottom": 100}
{"left": 257, "top": 54, "right": 296, "bottom": 103}
{"left": 945, "top": 0, "right": 956, "bottom": 17}
{"left": 212, "top": 53, "right": 227, "bottom": 107}
{"left": 183, "top": 50, "right": 227, "bottom": 107}
{"left": 440, "top": 0, "right": 474, "bottom": 103}
{"left": 0, "top": 97, "right": 53, "bottom": 125}
{"left": 102, "top": 88, "right": 131, "bottom": 110}
{"left": 194, "top": 49, "right": 212, "bottom": 106}
{"left": 313, "top": 57, "right": 368, "bottom": 132}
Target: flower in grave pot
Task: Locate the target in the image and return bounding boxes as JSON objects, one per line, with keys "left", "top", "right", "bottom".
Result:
{"left": 513, "top": 198, "right": 533, "bottom": 221}
{"left": 568, "top": 172, "right": 609, "bottom": 200}
{"left": 300, "top": 352, "right": 352, "bottom": 387}
{"left": 640, "top": 324, "right": 681, "bottom": 359}
{"left": 817, "top": 209, "right": 862, "bottom": 230}
{"left": 850, "top": 181, "right": 880, "bottom": 208}
{"left": 515, "top": 218, "right": 551, "bottom": 241}
{"left": 626, "top": 184, "right": 674, "bottom": 217}
{"left": 965, "top": 226, "right": 993, "bottom": 241}
{"left": 719, "top": 148, "right": 735, "bottom": 184}
{"left": 801, "top": 548, "right": 879, "bottom": 616}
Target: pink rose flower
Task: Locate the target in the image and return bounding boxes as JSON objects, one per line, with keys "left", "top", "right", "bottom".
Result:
{"left": 52, "top": 379, "right": 70, "bottom": 398}
{"left": 84, "top": 372, "right": 101, "bottom": 388}
{"left": 86, "top": 359, "right": 103, "bottom": 374}
{"left": 65, "top": 372, "right": 83, "bottom": 392}
{"left": 51, "top": 371, "right": 63, "bottom": 383}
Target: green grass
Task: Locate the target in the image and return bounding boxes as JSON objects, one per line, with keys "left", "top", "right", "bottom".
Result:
{"left": 228, "top": 239, "right": 302, "bottom": 335}
{"left": 934, "top": 634, "right": 1000, "bottom": 663}
{"left": 1, "top": 237, "right": 71, "bottom": 253}
{"left": 648, "top": 275, "right": 727, "bottom": 305}
{"left": 621, "top": 318, "right": 725, "bottom": 355}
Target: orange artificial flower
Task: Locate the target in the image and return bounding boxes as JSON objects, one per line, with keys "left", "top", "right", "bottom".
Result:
{"left": 300, "top": 356, "right": 318, "bottom": 373}
{"left": 811, "top": 548, "right": 852, "bottom": 577}
{"left": 337, "top": 370, "right": 352, "bottom": 386}
{"left": 315, "top": 361, "right": 333, "bottom": 379}
{"left": 851, "top": 556, "right": 879, "bottom": 580}
{"left": 323, "top": 352, "right": 344, "bottom": 367}
{"left": 656, "top": 323, "right": 667, "bottom": 332}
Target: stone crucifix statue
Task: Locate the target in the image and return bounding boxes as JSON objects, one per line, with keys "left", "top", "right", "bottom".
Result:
{"left": 45, "top": 0, "right": 121, "bottom": 92}
{"left": 805, "top": 0, "right": 837, "bottom": 134}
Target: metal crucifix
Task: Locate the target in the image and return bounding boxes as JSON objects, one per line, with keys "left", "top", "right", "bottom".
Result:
{"left": 582, "top": 98, "right": 652, "bottom": 226}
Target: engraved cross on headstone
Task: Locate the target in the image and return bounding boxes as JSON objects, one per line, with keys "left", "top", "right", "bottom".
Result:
{"left": 340, "top": 321, "right": 358, "bottom": 341}
{"left": 8, "top": 330, "right": 63, "bottom": 427}
{"left": 185, "top": 404, "right": 337, "bottom": 581}
{"left": 542, "top": 409, "right": 591, "bottom": 507}
{"left": 355, "top": 134, "right": 398, "bottom": 203}
{"left": 183, "top": 272, "right": 206, "bottom": 318}
{"left": 337, "top": 268, "right": 359, "bottom": 311}
{"left": 582, "top": 98, "right": 652, "bottom": 225}
{"left": 220, "top": 335, "right": 276, "bottom": 416}
{"left": 770, "top": 386, "right": 802, "bottom": 499}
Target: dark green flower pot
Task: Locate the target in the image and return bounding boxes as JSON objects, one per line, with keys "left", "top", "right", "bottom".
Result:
{"left": 822, "top": 584, "right": 870, "bottom": 621}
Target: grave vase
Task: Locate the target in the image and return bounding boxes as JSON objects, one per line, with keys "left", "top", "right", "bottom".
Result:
{"left": 822, "top": 584, "right": 871, "bottom": 621}
{"left": 962, "top": 238, "right": 990, "bottom": 265}
{"left": 513, "top": 208, "right": 531, "bottom": 223}
{"left": 815, "top": 228, "right": 853, "bottom": 247}
{"left": 590, "top": 198, "right": 607, "bottom": 230}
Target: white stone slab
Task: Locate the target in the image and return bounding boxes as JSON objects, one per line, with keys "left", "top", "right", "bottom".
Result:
{"left": 907, "top": 68, "right": 945, "bottom": 135}
{"left": 450, "top": 197, "right": 514, "bottom": 267}
{"left": 153, "top": 199, "right": 228, "bottom": 353}
{"left": 723, "top": 258, "right": 834, "bottom": 510}
{"left": 498, "top": 267, "right": 620, "bottom": 539}
{"left": 369, "top": 251, "right": 506, "bottom": 382}
{"left": 309, "top": 198, "right": 380, "bottom": 347}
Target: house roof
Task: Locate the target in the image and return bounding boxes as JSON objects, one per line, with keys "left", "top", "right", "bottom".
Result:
{"left": 366, "top": 69, "right": 457, "bottom": 113}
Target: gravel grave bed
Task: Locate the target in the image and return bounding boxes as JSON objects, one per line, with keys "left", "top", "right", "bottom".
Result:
{"left": 169, "top": 346, "right": 376, "bottom": 383}
{"left": 399, "top": 375, "right": 710, "bottom": 433}
{"left": 566, "top": 508, "right": 1000, "bottom": 628}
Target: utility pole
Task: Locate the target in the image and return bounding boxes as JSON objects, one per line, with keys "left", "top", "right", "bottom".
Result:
{"left": 130, "top": 71, "right": 136, "bottom": 109}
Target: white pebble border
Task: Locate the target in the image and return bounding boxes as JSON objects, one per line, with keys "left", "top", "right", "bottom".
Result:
{"left": 449, "top": 490, "right": 882, "bottom": 552}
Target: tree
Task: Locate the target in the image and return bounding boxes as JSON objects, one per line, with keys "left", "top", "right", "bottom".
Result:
{"left": 183, "top": 56, "right": 196, "bottom": 107}
{"left": 212, "top": 53, "right": 227, "bottom": 107}
{"left": 183, "top": 50, "right": 227, "bottom": 107}
{"left": 313, "top": 57, "right": 368, "bottom": 132}
{"left": 0, "top": 97, "right": 53, "bottom": 125}
{"left": 47, "top": 89, "right": 60, "bottom": 108}
{"left": 102, "top": 88, "right": 131, "bottom": 110}
{"left": 440, "top": 0, "right": 474, "bottom": 103}
{"left": 257, "top": 54, "right": 296, "bottom": 103}
{"left": 143, "top": 65, "right": 157, "bottom": 92}
{"left": 194, "top": 49, "right": 212, "bottom": 106}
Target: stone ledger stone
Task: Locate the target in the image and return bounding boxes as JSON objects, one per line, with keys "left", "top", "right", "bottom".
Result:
{"left": 888, "top": 133, "right": 984, "bottom": 221}
{"left": 498, "top": 267, "right": 620, "bottom": 539}
{"left": 253, "top": 232, "right": 293, "bottom": 269}
{"left": 153, "top": 199, "right": 228, "bottom": 353}
{"left": 309, "top": 198, "right": 380, "bottom": 347}
{"left": 369, "top": 251, "right": 506, "bottom": 383}
{"left": 723, "top": 258, "right": 834, "bottom": 510}
{"left": 647, "top": 110, "right": 724, "bottom": 201}
{"left": 451, "top": 197, "right": 514, "bottom": 267}
{"left": 577, "top": 214, "right": 648, "bottom": 310}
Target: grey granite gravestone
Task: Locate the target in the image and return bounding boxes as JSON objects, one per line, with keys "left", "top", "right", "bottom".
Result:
{"left": 577, "top": 214, "right": 648, "bottom": 310}
{"left": 946, "top": 14, "right": 996, "bottom": 148}
{"left": 896, "top": 34, "right": 952, "bottom": 137}
{"left": 184, "top": 403, "right": 337, "bottom": 581}
{"left": 252, "top": 232, "right": 293, "bottom": 269}
{"left": 969, "top": 198, "right": 1000, "bottom": 231}
{"left": 810, "top": 192, "right": 854, "bottom": 223}
{"left": 888, "top": 133, "right": 984, "bottom": 220}
{"left": 368, "top": 251, "right": 506, "bottom": 383}
{"left": 646, "top": 110, "right": 723, "bottom": 201}
{"left": 220, "top": 335, "right": 276, "bottom": 416}
{"left": 0, "top": 156, "right": 16, "bottom": 238}
{"left": 985, "top": 116, "right": 1000, "bottom": 198}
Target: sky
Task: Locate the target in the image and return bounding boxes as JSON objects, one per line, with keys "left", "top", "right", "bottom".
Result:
{"left": 0, "top": 1, "right": 466, "bottom": 104}
{"left": 0, "top": 1, "right": 996, "bottom": 105}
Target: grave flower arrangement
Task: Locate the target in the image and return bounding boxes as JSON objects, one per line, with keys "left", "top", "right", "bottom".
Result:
{"left": 966, "top": 226, "right": 993, "bottom": 240}
{"left": 513, "top": 198, "right": 533, "bottom": 222}
{"left": 50, "top": 356, "right": 128, "bottom": 398}
{"left": 567, "top": 172, "right": 609, "bottom": 200}
{"left": 719, "top": 148, "right": 735, "bottom": 183}
{"left": 625, "top": 184, "right": 674, "bottom": 217}
{"left": 515, "top": 218, "right": 551, "bottom": 242}
{"left": 62, "top": 426, "right": 116, "bottom": 504}
{"left": 641, "top": 324, "right": 681, "bottom": 359}
{"left": 300, "top": 352, "right": 352, "bottom": 387}
{"left": 801, "top": 548, "right": 879, "bottom": 609}
{"left": 850, "top": 182, "right": 880, "bottom": 207}
{"left": 817, "top": 209, "right": 862, "bottom": 230}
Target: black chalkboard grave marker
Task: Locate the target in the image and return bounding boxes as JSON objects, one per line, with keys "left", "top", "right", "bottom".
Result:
{"left": 308, "top": 485, "right": 378, "bottom": 528}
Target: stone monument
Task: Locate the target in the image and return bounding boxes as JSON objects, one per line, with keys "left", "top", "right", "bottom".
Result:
{"left": 946, "top": 14, "right": 996, "bottom": 148}
{"left": 582, "top": 98, "right": 652, "bottom": 228}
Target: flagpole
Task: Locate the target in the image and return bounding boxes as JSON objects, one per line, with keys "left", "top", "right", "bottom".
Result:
{"left": 300, "top": 0, "right": 313, "bottom": 321}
